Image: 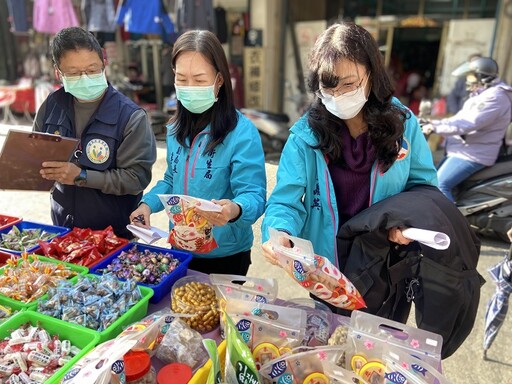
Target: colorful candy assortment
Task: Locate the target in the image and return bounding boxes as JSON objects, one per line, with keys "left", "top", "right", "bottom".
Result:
{"left": 96, "top": 248, "right": 181, "bottom": 285}
{"left": 38, "top": 274, "right": 142, "bottom": 332}
{"left": 0, "top": 323, "right": 81, "bottom": 383}
{"left": 0, "top": 254, "right": 77, "bottom": 303}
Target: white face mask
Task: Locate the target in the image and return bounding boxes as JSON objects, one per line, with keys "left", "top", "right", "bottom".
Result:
{"left": 320, "top": 75, "right": 370, "bottom": 120}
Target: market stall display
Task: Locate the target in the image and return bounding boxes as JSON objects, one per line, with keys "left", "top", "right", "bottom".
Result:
{"left": 0, "top": 221, "right": 70, "bottom": 255}
{"left": 38, "top": 226, "right": 129, "bottom": 267}
{"left": 90, "top": 243, "right": 192, "bottom": 303}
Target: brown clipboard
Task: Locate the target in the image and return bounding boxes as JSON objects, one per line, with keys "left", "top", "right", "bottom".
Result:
{"left": 0, "top": 130, "right": 79, "bottom": 191}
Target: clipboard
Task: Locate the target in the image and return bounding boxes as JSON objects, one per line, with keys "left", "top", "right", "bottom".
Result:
{"left": 0, "top": 130, "right": 79, "bottom": 191}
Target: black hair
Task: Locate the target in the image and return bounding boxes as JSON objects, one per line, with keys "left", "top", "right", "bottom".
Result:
{"left": 307, "top": 22, "right": 409, "bottom": 172}
{"left": 51, "top": 27, "right": 104, "bottom": 67}
{"left": 170, "top": 30, "right": 238, "bottom": 154}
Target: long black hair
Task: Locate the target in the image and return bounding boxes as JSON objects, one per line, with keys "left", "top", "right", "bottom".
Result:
{"left": 170, "top": 30, "right": 238, "bottom": 154}
{"left": 307, "top": 22, "right": 409, "bottom": 172}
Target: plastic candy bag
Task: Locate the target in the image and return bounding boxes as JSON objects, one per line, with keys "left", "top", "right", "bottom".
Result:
{"left": 269, "top": 228, "right": 366, "bottom": 310}
{"left": 223, "top": 312, "right": 261, "bottom": 384}
{"left": 203, "top": 339, "right": 222, "bottom": 384}
{"left": 158, "top": 194, "right": 222, "bottom": 253}
{"left": 259, "top": 345, "right": 362, "bottom": 384}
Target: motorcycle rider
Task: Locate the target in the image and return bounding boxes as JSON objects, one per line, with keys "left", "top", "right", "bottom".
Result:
{"left": 422, "top": 57, "right": 512, "bottom": 201}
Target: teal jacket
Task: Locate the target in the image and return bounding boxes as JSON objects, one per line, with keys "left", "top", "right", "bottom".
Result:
{"left": 261, "top": 101, "right": 438, "bottom": 266}
{"left": 142, "top": 111, "right": 267, "bottom": 258}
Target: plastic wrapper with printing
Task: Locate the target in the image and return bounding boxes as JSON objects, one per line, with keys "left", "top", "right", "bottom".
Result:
{"left": 61, "top": 310, "right": 175, "bottom": 384}
{"left": 158, "top": 194, "right": 222, "bottom": 254}
{"left": 269, "top": 228, "right": 366, "bottom": 310}
{"left": 155, "top": 317, "right": 209, "bottom": 372}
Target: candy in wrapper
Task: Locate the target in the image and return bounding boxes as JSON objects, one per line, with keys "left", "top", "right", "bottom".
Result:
{"left": 158, "top": 194, "right": 220, "bottom": 253}
{"left": 269, "top": 228, "right": 366, "bottom": 310}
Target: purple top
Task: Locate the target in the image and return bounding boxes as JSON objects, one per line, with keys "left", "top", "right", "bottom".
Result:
{"left": 328, "top": 128, "right": 376, "bottom": 227}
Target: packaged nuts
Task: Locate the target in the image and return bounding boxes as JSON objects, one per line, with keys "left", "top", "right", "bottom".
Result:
{"left": 171, "top": 276, "right": 220, "bottom": 333}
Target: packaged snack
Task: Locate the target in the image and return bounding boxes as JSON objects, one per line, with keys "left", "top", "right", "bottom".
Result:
{"left": 211, "top": 274, "right": 278, "bottom": 338}
{"left": 259, "top": 346, "right": 362, "bottom": 384}
{"left": 281, "top": 297, "right": 332, "bottom": 347}
{"left": 223, "top": 312, "right": 261, "bottom": 384}
{"left": 269, "top": 228, "right": 366, "bottom": 310}
{"left": 347, "top": 310, "right": 443, "bottom": 380}
{"left": 158, "top": 194, "right": 222, "bottom": 253}
{"left": 155, "top": 318, "right": 209, "bottom": 371}
{"left": 203, "top": 339, "right": 222, "bottom": 384}
{"left": 225, "top": 298, "right": 307, "bottom": 369}
{"left": 381, "top": 346, "right": 452, "bottom": 384}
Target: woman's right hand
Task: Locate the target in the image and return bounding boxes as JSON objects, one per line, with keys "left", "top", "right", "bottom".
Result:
{"left": 262, "top": 235, "right": 293, "bottom": 266}
{"left": 129, "top": 203, "right": 151, "bottom": 228}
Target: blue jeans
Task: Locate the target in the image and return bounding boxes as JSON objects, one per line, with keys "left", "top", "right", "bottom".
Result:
{"left": 436, "top": 156, "right": 486, "bottom": 201}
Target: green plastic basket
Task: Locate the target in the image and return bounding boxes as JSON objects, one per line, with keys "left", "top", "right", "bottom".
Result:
{"left": 0, "top": 254, "right": 88, "bottom": 309}
{"left": 30, "top": 273, "right": 154, "bottom": 343}
{"left": 0, "top": 311, "right": 100, "bottom": 384}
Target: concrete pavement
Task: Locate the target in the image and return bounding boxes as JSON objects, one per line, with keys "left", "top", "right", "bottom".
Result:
{"left": 1, "top": 123, "right": 511, "bottom": 383}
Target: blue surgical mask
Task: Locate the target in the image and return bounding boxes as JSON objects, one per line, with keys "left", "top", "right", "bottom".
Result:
{"left": 62, "top": 72, "right": 108, "bottom": 101}
{"left": 175, "top": 74, "right": 219, "bottom": 114}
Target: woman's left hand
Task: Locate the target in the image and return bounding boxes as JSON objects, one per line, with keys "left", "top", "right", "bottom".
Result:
{"left": 388, "top": 227, "right": 412, "bottom": 245}
{"left": 195, "top": 199, "right": 240, "bottom": 227}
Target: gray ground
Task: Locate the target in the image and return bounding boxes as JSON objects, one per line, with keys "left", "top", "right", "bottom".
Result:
{"left": 1, "top": 127, "right": 510, "bottom": 383}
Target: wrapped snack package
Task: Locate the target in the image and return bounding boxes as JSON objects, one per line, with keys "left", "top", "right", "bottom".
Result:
{"left": 155, "top": 318, "right": 209, "bottom": 371}
{"left": 347, "top": 310, "right": 443, "bottom": 381}
{"left": 259, "top": 346, "right": 362, "bottom": 384}
{"left": 203, "top": 339, "right": 222, "bottom": 384}
{"left": 211, "top": 274, "right": 278, "bottom": 338}
{"left": 223, "top": 312, "right": 260, "bottom": 384}
{"left": 225, "top": 298, "right": 307, "bottom": 370}
{"left": 158, "top": 194, "right": 222, "bottom": 253}
{"left": 269, "top": 228, "right": 366, "bottom": 310}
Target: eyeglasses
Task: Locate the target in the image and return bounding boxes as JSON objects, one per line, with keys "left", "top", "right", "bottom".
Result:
{"left": 58, "top": 67, "right": 104, "bottom": 81}
{"left": 317, "top": 73, "right": 370, "bottom": 98}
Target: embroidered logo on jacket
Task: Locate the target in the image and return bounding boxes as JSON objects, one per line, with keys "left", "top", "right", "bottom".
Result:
{"left": 86, "top": 139, "right": 110, "bottom": 164}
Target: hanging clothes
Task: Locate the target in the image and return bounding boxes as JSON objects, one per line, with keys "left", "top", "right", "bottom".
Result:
{"left": 175, "top": 0, "right": 215, "bottom": 34}
{"left": 81, "top": 0, "right": 116, "bottom": 33}
{"left": 33, "top": 0, "right": 79, "bottom": 34}
{"left": 6, "top": 0, "right": 29, "bottom": 33}
{"left": 115, "top": 0, "right": 174, "bottom": 37}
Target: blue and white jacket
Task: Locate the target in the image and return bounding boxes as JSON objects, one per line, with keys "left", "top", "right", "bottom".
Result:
{"left": 261, "top": 99, "right": 438, "bottom": 266}
{"left": 142, "top": 111, "right": 267, "bottom": 258}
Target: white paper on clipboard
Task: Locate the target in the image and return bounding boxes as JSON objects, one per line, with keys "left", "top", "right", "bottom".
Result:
{"left": 0, "top": 130, "right": 79, "bottom": 191}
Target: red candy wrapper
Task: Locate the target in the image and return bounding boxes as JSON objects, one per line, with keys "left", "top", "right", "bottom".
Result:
{"left": 269, "top": 228, "right": 366, "bottom": 310}
{"left": 38, "top": 226, "right": 127, "bottom": 267}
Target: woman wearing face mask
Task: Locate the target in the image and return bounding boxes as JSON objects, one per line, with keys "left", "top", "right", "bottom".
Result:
{"left": 261, "top": 22, "right": 438, "bottom": 267}
{"left": 130, "top": 30, "right": 266, "bottom": 276}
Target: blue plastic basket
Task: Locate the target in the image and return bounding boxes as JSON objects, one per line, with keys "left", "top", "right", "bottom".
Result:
{"left": 90, "top": 243, "right": 192, "bottom": 303}
{"left": 0, "top": 220, "right": 70, "bottom": 255}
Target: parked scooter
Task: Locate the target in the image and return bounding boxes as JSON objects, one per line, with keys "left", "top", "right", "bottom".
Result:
{"left": 419, "top": 100, "right": 512, "bottom": 241}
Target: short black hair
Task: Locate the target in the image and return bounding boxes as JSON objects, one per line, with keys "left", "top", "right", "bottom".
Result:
{"left": 51, "top": 27, "right": 103, "bottom": 67}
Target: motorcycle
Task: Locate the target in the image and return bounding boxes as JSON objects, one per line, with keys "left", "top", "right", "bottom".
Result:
{"left": 419, "top": 100, "right": 512, "bottom": 241}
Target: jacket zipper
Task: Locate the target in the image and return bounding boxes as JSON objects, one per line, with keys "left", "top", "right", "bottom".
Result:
{"left": 369, "top": 161, "right": 380, "bottom": 206}
{"left": 324, "top": 167, "right": 339, "bottom": 269}
{"left": 184, "top": 132, "right": 208, "bottom": 195}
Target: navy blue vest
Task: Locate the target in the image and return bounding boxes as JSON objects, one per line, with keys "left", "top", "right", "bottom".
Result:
{"left": 41, "top": 85, "right": 142, "bottom": 239}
